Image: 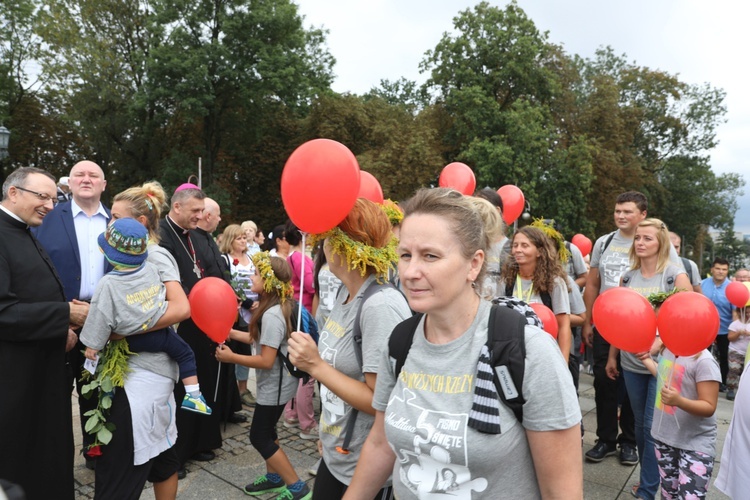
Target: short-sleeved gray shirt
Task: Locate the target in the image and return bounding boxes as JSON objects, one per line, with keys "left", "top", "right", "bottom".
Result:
{"left": 566, "top": 242, "right": 588, "bottom": 280}
{"left": 256, "top": 304, "right": 298, "bottom": 406}
{"left": 510, "top": 276, "right": 571, "bottom": 315}
{"left": 372, "top": 299, "right": 581, "bottom": 498}
{"left": 318, "top": 275, "right": 412, "bottom": 485}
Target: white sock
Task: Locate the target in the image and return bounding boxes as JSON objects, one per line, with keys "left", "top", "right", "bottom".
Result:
{"left": 185, "top": 384, "right": 201, "bottom": 397}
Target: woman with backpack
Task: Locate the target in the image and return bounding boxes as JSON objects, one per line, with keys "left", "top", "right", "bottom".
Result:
{"left": 287, "top": 198, "right": 412, "bottom": 499}
{"left": 215, "top": 252, "right": 311, "bottom": 500}
{"left": 605, "top": 218, "right": 691, "bottom": 500}
{"left": 343, "top": 188, "right": 582, "bottom": 499}
{"left": 499, "top": 226, "right": 573, "bottom": 362}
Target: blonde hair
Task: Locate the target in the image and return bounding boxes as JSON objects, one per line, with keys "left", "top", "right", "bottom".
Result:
{"left": 629, "top": 218, "right": 671, "bottom": 274}
{"left": 113, "top": 181, "right": 167, "bottom": 243}
{"left": 470, "top": 196, "right": 505, "bottom": 243}
{"left": 249, "top": 256, "right": 294, "bottom": 342}
{"left": 241, "top": 220, "right": 257, "bottom": 233}
{"left": 219, "top": 224, "right": 245, "bottom": 254}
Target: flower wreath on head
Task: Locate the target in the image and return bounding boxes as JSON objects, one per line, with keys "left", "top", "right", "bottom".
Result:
{"left": 310, "top": 227, "right": 398, "bottom": 282}
{"left": 381, "top": 199, "right": 404, "bottom": 226}
{"left": 529, "top": 218, "right": 571, "bottom": 264}
{"left": 251, "top": 251, "right": 294, "bottom": 302}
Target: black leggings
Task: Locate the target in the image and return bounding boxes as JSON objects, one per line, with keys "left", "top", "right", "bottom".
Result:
{"left": 250, "top": 404, "right": 286, "bottom": 460}
{"left": 312, "top": 458, "right": 393, "bottom": 500}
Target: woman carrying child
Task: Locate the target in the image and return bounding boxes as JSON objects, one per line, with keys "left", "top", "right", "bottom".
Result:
{"left": 215, "top": 252, "right": 312, "bottom": 500}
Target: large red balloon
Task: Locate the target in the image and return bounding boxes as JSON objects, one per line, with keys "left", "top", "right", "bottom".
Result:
{"left": 592, "top": 288, "right": 657, "bottom": 353}
{"left": 726, "top": 281, "right": 750, "bottom": 308}
{"left": 189, "top": 277, "right": 238, "bottom": 343}
{"left": 497, "top": 185, "right": 525, "bottom": 225}
{"left": 358, "top": 171, "right": 384, "bottom": 204}
{"left": 439, "top": 162, "right": 476, "bottom": 195}
{"left": 571, "top": 234, "right": 593, "bottom": 258}
{"left": 281, "top": 139, "right": 361, "bottom": 233}
{"left": 657, "top": 292, "right": 720, "bottom": 357}
{"left": 529, "top": 303, "right": 558, "bottom": 339}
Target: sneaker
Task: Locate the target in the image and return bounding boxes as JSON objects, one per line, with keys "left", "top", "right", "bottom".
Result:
{"left": 727, "top": 389, "right": 736, "bottom": 401}
{"left": 619, "top": 443, "right": 638, "bottom": 466}
{"left": 241, "top": 389, "right": 256, "bottom": 407}
{"left": 584, "top": 441, "right": 617, "bottom": 462}
{"left": 181, "top": 394, "right": 212, "bottom": 415}
{"left": 283, "top": 417, "right": 300, "bottom": 429}
{"left": 299, "top": 424, "right": 318, "bottom": 440}
{"left": 274, "top": 483, "right": 312, "bottom": 500}
{"left": 308, "top": 458, "right": 321, "bottom": 476}
{"left": 243, "top": 474, "right": 286, "bottom": 496}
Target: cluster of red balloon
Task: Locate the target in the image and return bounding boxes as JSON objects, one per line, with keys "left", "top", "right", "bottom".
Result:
{"left": 592, "top": 288, "right": 720, "bottom": 358}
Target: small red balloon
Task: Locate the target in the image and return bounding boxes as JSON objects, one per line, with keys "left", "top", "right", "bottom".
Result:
{"left": 571, "top": 234, "right": 593, "bottom": 258}
{"left": 497, "top": 185, "right": 525, "bottom": 225}
{"left": 281, "top": 139, "right": 361, "bottom": 234}
{"left": 358, "top": 171, "right": 384, "bottom": 204}
{"left": 439, "top": 162, "right": 476, "bottom": 195}
{"left": 657, "top": 292, "right": 720, "bottom": 357}
{"left": 189, "top": 277, "right": 238, "bottom": 343}
{"left": 592, "top": 288, "right": 657, "bottom": 353}
{"left": 726, "top": 281, "right": 750, "bottom": 308}
{"left": 529, "top": 303, "right": 558, "bottom": 339}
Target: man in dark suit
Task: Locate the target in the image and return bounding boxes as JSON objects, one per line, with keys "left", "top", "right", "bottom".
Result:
{"left": 33, "top": 160, "right": 110, "bottom": 464}
{"left": 0, "top": 167, "right": 89, "bottom": 500}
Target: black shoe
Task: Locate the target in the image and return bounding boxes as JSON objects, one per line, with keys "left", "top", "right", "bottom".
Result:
{"left": 85, "top": 458, "right": 96, "bottom": 470}
{"left": 585, "top": 441, "right": 617, "bottom": 462}
{"left": 228, "top": 412, "right": 248, "bottom": 424}
{"left": 177, "top": 467, "right": 187, "bottom": 480}
{"left": 191, "top": 451, "right": 215, "bottom": 462}
{"left": 720, "top": 383, "right": 727, "bottom": 393}
{"left": 619, "top": 443, "right": 638, "bottom": 466}
{"left": 727, "top": 389, "right": 736, "bottom": 401}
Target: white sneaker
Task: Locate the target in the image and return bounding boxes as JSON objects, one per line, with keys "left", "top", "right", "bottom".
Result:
{"left": 308, "top": 458, "right": 321, "bottom": 476}
{"left": 283, "top": 417, "right": 300, "bottom": 429}
{"left": 299, "top": 425, "right": 319, "bottom": 440}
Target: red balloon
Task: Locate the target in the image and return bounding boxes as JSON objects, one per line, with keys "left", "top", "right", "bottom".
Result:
{"left": 189, "top": 277, "right": 238, "bottom": 343}
{"left": 497, "top": 185, "right": 525, "bottom": 225}
{"left": 529, "top": 303, "right": 558, "bottom": 339}
{"left": 592, "top": 288, "right": 657, "bottom": 353}
{"left": 571, "top": 234, "right": 593, "bottom": 258}
{"left": 281, "top": 139, "right": 361, "bottom": 233}
{"left": 726, "top": 281, "right": 750, "bottom": 308}
{"left": 657, "top": 292, "right": 720, "bottom": 357}
{"left": 358, "top": 171, "right": 384, "bottom": 204}
{"left": 439, "top": 162, "right": 476, "bottom": 195}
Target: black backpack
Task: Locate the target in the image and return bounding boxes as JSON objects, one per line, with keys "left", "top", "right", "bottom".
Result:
{"left": 274, "top": 301, "right": 319, "bottom": 403}
{"left": 389, "top": 304, "right": 528, "bottom": 424}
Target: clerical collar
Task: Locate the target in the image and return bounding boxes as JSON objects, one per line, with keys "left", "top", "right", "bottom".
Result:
{"left": 167, "top": 215, "right": 189, "bottom": 235}
{"left": 0, "top": 204, "right": 27, "bottom": 226}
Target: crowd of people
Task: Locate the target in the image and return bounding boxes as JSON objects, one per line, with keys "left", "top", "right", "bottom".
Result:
{"left": 1, "top": 162, "right": 749, "bottom": 499}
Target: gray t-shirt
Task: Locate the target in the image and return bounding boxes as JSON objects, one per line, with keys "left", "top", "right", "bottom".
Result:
{"left": 567, "top": 275, "right": 585, "bottom": 315}
{"left": 651, "top": 349, "right": 721, "bottom": 456}
{"left": 510, "top": 276, "right": 571, "bottom": 315}
{"left": 80, "top": 262, "right": 168, "bottom": 350}
{"left": 256, "top": 304, "right": 298, "bottom": 406}
{"left": 566, "top": 242, "right": 588, "bottom": 281}
{"left": 315, "top": 264, "right": 342, "bottom": 329}
{"left": 590, "top": 231, "right": 634, "bottom": 293}
{"left": 129, "top": 245, "right": 180, "bottom": 381}
{"left": 620, "top": 264, "right": 685, "bottom": 373}
{"left": 319, "top": 275, "right": 412, "bottom": 485}
{"left": 373, "top": 300, "right": 581, "bottom": 498}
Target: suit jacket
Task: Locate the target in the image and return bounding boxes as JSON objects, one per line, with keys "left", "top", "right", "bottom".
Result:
{"left": 32, "top": 200, "right": 111, "bottom": 301}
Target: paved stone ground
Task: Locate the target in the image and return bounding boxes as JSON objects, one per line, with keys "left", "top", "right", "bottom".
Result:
{"left": 72, "top": 372, "right": 735, "bottom": 499}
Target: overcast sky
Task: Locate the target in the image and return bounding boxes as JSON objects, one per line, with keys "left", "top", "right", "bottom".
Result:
{"left": 296, "top": 0, "right": 750, "bottom": 233}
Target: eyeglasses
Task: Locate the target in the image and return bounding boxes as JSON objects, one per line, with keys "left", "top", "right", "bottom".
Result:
{"left": 14, "top": 186, "right": 59, "bottom": 206}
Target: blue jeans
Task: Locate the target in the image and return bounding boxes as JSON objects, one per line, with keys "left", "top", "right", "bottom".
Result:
{"left": 623, "top": 370, "right": 659, "bottom": 500}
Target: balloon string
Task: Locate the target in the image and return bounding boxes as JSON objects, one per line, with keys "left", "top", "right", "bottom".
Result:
{"left": 296, "top": 232, "right": 306, "bottom": 331}
{"left": 214, "top": 357, "right": 222, "bottom": 402}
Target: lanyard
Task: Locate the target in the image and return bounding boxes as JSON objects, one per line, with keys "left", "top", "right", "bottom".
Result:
{"left": 515, "top": 274, "right": 534, "bottom": 303}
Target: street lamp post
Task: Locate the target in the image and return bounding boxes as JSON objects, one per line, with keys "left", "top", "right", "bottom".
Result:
{"left": 0, "top": 126, "right": 10, "bottom": 160}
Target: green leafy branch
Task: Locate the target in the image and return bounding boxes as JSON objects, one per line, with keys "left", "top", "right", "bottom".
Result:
{"left": 81, "top": 339, "right": 134, "bottom": 449}
{"left": 647, "top": 288, "right": 686, "bottom": 308}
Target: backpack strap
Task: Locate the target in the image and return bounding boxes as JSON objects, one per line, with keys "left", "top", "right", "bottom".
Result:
{"left": 601, "top": 231, "right": 616, "bottom": 254}
{"left": 486, "top": 305, "right": 527, "bottom": 424}
{"left": 338, "top": 280, "right": 402, "bottom": 454}
{"left": 505, "top": 270, "right": 552, "bottom": 311}
{"left": 680, "top": 257, "right": 694, "bottom": 283}
{"left": 389, "top": 313, "right": 425, "bottom": 379}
